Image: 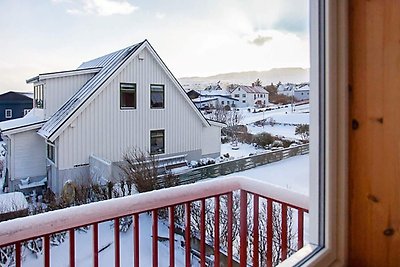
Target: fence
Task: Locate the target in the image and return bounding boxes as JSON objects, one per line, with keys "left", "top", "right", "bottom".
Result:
{"left": 159, "top": 144, "right": 309, "bottom": 187}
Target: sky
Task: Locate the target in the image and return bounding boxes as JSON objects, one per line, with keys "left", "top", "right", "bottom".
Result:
{"left": 0, "top": 0, "right": 309, "bottom": 92}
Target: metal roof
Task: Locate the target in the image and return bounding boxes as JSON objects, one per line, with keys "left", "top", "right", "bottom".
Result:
{"left": 38, "top": 41, "right": 144, "bottom": 140}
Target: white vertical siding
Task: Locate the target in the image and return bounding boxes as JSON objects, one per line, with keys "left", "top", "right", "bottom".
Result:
{"left": 58, "top": 48, "right": 211, "bottom": 170}
{"left": 43, "top": 73, "right": 96, "bottom": 119}
{"left": 201, "top": 126, "right": 221, "bottom": 156}
{"left": 12, "top": 130, "right": 46, "bottom": 179}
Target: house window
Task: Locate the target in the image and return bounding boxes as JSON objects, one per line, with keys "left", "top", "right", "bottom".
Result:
{"left": 150, "top": 130, "right": 165, "bottom": 155}
{"left": 221, "top": 101, "right": 224, "bottom": 105}
{"left": 150, "top": 84, "right": 165, "bottom": 109}
{"left": 120, "top": 83, "right": 136, "bottom": 109}
{"left": 23, "top": 109, "right": 30, "bottom": 116}
{"left": 234, "top": 94, "right": 240, "bottom": 98}
{"left": 242, "top": 94, "right": 246, "bottom": 97}
{"left": 34, "top": 84, "right": 44, "bottom": 109}
{"left": 253, "top": 94, "right": 256, "bottom": 100}
{"left": 242, "top": 100, "right": 246, "bottom": 103}
{"left": 5, "top": 109, "right": 12, "bottom": 119}
{"left": 47, "top": 142, "right": 55, "bottom": 164}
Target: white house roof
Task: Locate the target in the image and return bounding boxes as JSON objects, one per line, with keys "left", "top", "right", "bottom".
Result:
{"left": 234, "top": 85, "right": 268, "bottom": 94}
{"left": 0, "top": 109, "right": 46, "bottom": 135}
{"left": 38, "top": 41, "right": 145, "bottom": 140}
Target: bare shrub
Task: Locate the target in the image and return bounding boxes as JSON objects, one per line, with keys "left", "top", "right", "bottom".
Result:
{"left": 119, "top": 148, "right": 159, "bottom": 193}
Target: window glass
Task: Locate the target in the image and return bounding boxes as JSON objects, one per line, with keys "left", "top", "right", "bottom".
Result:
{"left": 150, "top": 130, "right": 165, "bottom": 154}
{"left": 34, "top": 84, "right": 44, "bottom": 109}
{"left": 5, "top": 109, "right": 12, "bottom": 119}
{"left": 47, "top": 143, "right": 55, "bottom": 163}
{"left": 150, "top": 84, "right": 165, "bottom": 108}
{"left": 120, "top": 83, "right": 136, "bottom": 109}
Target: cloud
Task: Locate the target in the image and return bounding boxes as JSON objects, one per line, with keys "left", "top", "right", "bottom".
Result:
{"left": 155, "top": 12, "right": 166, "bottom": 20}
{"left": 248, "top": 35, "right": 273, "bottom": 46}
{"left": 54, "top": 0, "right": 138, "bottom": 16}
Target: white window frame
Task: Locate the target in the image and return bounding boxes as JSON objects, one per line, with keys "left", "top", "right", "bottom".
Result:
{"left": 281, "top": 1, "right": 348, "bottom": 266}
{"left": 5, "top": 109, "right": 12, "bottom": 119}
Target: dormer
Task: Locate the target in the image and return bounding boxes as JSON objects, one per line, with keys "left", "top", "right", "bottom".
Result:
{"left": 26, "top": 67, "right": 101, "bottom": 119}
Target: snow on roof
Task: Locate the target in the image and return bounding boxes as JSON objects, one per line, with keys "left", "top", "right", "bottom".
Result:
{"left": 198, "top": 89, "right": 230, "bottom": 96}
{"left": 0, "top": 192, "right": 28, "bottom": 214}
{"left": 234, "top": 85, "right": 268, "bottom": 94}
{"left": 0, "top": 109, "right": 46, "bottom": 134}
{"left": 38, "top": 41, "right": 145, "bottom": 141}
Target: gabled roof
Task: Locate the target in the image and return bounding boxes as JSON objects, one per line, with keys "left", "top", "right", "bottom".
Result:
{"left": 38, "top": 41, "right": 144, "bottom": 141}
{"left": 233, "top": 85, "right": 268, "bottom": 94}
{"left": 38, "top": 40, "right": 211, "bottom": 141}
{"left": 0, "top": 91, "right": 33, "bottom": 102}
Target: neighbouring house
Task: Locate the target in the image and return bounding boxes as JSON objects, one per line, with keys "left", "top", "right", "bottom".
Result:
{"left": 293, "top": 83, "right": 310, "bottom": 101}
{"left": 0, "top": 91, "right": 33, "bottom": 122}
{"left": 0, "top": 40, "right": 223, "bottom": 194}
{"left": 276, "top": 82, "right": 310, "bottom": 101}
{"left": 230, "top": 85, "right": 269, "bottom": 107}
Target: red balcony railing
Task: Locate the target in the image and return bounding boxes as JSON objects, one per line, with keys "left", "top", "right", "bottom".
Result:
{"left": 0, "top": 176, "right": 308, "bottom": 267}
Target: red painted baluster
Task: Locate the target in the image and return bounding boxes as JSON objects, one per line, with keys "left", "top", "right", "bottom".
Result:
{"left": 44, "top": 235, "right": 50, "bottom": 267}
{"left": 93, "top": 223, "right": 99, "bottom": 267}
{"left": 253, "top": 194, "right": 259, "bottom": 267}
{"left": 133, "top": 214, "right": 139, "bottom": 267}
{"left": 114, "top": 218, "right": 120, "bottom": 267}
{"left": 266, "top": 199, "right": 273, "bottom": 267}
{"left": 240, "top": 190, "right": 248, "bottom": 267}
{"left": 15, "top": 242, "right": 21, "bottom": 267}
{"left": 281, "top": 204, "right": 288, "bottom": 261}
{"left": 214, "top": 195, "right": 220, "bottom": 267}
{"left": 298, "top": 209, "right": 304, "bottom": 250}
{"left": 169, "top": 206, "right": 175, "bottom": 267}
{"left": 227, "top": 192, "right": 233, "bottom": 267}
{"left": 200, "top": 199, "right": 206, "bottom": 267}
{"left": 152, "top": 210, "right": 158, "bottom": 267}
{"left": 69, "top": 229, "right": 75, "bottom": 267}
{"left": 185, "top": 203, "right": 191, "bottom": 267}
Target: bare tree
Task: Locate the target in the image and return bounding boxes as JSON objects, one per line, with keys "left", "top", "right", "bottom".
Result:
{"left": 119, "top": 148, "right": 159, "bottom": 193}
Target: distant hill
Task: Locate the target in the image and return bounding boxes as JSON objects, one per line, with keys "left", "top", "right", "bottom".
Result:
{"left": 179, "top": 68, "right": 309, "bottom": 90}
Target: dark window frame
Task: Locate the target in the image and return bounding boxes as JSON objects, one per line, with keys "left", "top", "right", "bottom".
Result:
{"left": 120, "top": 83, "right": 137, "bottom": 109}
{"left": 150, "top": 84, "right": 165, "bottom": 109}
{"left": 34, "top": 84, "right": 44, "bottom": 109}
{"left": 47, "top": 142, "right": 55, "bottom": 164}
{"left": 150, "top": 129, "right": 165, "bottom": 155}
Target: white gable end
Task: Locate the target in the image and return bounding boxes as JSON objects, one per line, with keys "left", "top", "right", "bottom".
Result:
{"left": 57, "top": 46, "right": 214, "bottom": 169}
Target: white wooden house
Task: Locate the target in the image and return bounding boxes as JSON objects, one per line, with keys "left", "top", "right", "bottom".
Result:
{"left": 230, "top": 85, "right": 269, "bottom": 107}
{"left": 0, "top": 40, "right": 223, "bottom": 193}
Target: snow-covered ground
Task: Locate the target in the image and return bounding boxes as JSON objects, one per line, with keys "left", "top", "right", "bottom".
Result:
{"left": 220, "top": 143, "right": 262, "bottom": 159}
{"left": 246, "top": 124, "right": 298, "bottom": 139}
{"left": 239, "top": 104, "right": 309, "bottom": 125}
{"left": 223, "top": 155, "right": 309, "bottom": 195}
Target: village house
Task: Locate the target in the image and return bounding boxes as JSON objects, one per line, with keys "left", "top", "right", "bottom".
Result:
{"left": 230, "top": 85, "right": 269, "bottom": 107}
{"left": 0, "top": 40, "right": 223, "bottom": 194}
